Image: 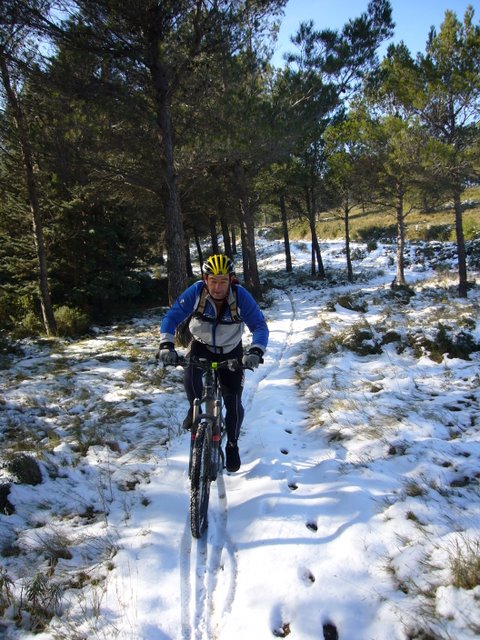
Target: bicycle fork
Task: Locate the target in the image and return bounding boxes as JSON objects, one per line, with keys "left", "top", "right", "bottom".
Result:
{"left": 188, "top": 398, "right": 222, "bottom": 480}
{"left": 211, "top": 397, "right": 223, "bottom": 476}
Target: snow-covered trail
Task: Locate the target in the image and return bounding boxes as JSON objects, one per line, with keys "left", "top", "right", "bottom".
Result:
{"left": 3, "top": 240, "right": 479, "bottom": 640}
{"left": 104, "top": 281, "right": 414, "bottom": 640}
{"left": 106, "top": 284, "right": 372, "bottom": 640}
{"left": 2, "top": 239, "right": 479, "bottom": 640}
{"left": 216, "top": 286, "right": 355, "bottom": 640}
{"left": 105, "top": 286, "right": 320, "bottom": 639}
{"left": 187, "top": 283, "right": 401, "bottom": 640}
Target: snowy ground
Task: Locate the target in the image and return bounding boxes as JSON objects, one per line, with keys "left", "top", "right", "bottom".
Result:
{"left": 0, "top": 238, "right": 479, "bottom": 640}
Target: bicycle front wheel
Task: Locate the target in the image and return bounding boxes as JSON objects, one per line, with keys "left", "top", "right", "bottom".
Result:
{"left": 190, "top": 421, "right": 212, "bottom": 538}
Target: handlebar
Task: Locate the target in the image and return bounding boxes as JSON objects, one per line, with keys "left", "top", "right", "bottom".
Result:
{"left": 169, "top": 356, "right": 250, "bottom": 371}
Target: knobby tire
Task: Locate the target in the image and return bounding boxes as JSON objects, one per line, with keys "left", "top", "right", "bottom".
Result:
{"left": 190, "top": 421, "right": 212, "bottom": 539}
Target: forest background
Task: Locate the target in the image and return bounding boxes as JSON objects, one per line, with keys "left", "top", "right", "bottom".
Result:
{"left": 0, "top": 0, "right": 479, "bottom": 340}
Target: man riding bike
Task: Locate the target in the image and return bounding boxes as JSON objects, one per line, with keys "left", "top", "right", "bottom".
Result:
{"left": 158, "top": 254, "right": 269, "bottom": 472}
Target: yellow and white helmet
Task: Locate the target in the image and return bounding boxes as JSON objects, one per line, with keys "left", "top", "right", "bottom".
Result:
{"left": 202, "top": 254, "right": 235, "bottom": 276}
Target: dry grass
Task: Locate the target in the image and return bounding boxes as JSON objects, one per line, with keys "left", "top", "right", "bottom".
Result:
{"left": 449, "top": 536, "right": 480, "bottom": 590}
{"left": 286, "top": 185, "right": 480, "bottom": 243}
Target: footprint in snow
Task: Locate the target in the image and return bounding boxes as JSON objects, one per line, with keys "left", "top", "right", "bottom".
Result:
{"left": 323, "top": 622, "right": 339, "bottom": 640}
{"left": 272, "top": 622, "right": 291, "bottom": 637}
{"left": 299, "top": 568, "right": 315, "bottom": 585}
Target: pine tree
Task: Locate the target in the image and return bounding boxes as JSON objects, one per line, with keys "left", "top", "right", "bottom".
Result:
{"left": 0, "top": 1, "right": 57, "bottom": 335}
{"left": 375, "top": 7, "right": 480, "bottom": 296}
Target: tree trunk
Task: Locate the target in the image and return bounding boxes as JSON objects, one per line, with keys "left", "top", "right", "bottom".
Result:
{"left": 193, "top": 227, "right": 203, "bottom": 272}
{"left": 0, "top": 52, "right": 57, "bottom": 336}
{"left": 234, "top": 161, "right": 262, "bottom": 298}
{"left": 280, "top": 194, "right": 292, "bottom": 272}
{"left": 304, "top": 186, "right": 325, "bottom": 278}
{"left": 453, "top": 190, "right": 468, "bottom": 297}
{"left": 220, "top": 210, "right": 232, "bottom": 258}
{"left": 310, "top": 221, "right": 324, "bottom": 278}
{"left": 344, "top": 204, "right": 353, "bottom": 283}
{"left": 146, "top": 39, "right": 187, "bottom": 304}
{"left": 157, "top": 236, "right": 165, "bottom": 265}
{"left": 209, "top": 215, "right": 219, "bottom": 254}
{"left": 395, "top": 194, "right": 407, "bottom": 286}
{"left": 185, "top": 238, "right": 193, "bottom": 278}
{"left": 240, "top": 222, "right": 250, "bottom": 275}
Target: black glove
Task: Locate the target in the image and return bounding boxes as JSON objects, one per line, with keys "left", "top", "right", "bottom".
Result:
{"left": 242, "top": 347, "right": 263, "bottom": 369}
{"left": 158, "top": 341, "right": 179, "bottom": 365}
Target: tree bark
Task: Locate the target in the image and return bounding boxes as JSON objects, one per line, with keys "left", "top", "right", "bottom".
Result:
{"left": 0, "top": 51, "right": 57, "bottom": 335}
{"left": 394, "top": 193, "right": 407, "bottom": 287}
{"left": 157, "top": 236, "right": 165, "bottom": 265}
{"left": 453, "top": 190, "right": 468, "bottom": 297}
{"left": 280, "top": 194, "right": 292, "bottom": 272}
{"left": 231, "top": 226, "right": 237, "bottom": 255}
{"left": 220, "top": 209, "right": 232, "bottom": 258}
{"left": 234, "top": 161, "right": 262, "bottom": 298}
{"left": 209, "top": 215, "right": 219, "bottom": 254}
{"left": 304, "top": 185, "right": 325, "bottom": 278}
{"left": 193, "top": 227, "right": 203, "bottom": 272}
{"left": 310, "top": 221, "right": 324, "bottom": 278}
{"left": 146, "top": 36, "right": 187, "bottom": 304}
{"left": 185, "top": 238, "right": 193, "bottom": 278}
{"left": 344, "top": 204, "right": 353, "bottom": 283}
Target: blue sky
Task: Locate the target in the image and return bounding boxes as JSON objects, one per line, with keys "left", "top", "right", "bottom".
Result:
{"left": 271, "top": 0, "right": 476, "bottom": 65}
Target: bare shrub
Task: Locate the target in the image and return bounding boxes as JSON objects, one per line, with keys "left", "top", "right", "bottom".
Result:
{"left": 449, "top": 537, "right": 480, "bottom": 590}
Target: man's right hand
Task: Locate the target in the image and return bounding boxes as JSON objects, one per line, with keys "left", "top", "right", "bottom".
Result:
{"left": 158, "top": 342, "right": 179, "bottom": 365}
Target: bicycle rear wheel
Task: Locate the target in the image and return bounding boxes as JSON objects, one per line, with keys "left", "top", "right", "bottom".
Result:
{"left": 190, "top": 421, "right": 212, "bottom": 538}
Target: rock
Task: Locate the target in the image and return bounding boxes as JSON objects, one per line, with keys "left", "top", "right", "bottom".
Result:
{"left": 6, "top": 453, "right": 43, "bottom": 485}
{"left": 0, "top": 483, "right": 15, "bottom": 515}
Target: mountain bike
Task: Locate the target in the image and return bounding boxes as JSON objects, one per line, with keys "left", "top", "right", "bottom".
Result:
{"left": 173, "top": 356, "right": 247, "bottom": 539}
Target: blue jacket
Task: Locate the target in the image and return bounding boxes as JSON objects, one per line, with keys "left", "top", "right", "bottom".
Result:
{"left": 160, "top": 281, "right": 269, "bottom": 354}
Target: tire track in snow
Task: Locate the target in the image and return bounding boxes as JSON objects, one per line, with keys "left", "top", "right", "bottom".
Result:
{"left": 180, "top": 514, "right": 193, "bottom": 640}
{"left": 193, "top": 534, "right": 208, "bottom": 639}
{"left": 204, "top": 470, "right": 238, "bottom": 639}
{"left": 179, "top": 507, "right": 209, "bottom": 640}
{"left": 179, "top": 513, "right": 210, "bottom": 640}
{"left": 179, "top": 467, "right": 238, "bottom": 639}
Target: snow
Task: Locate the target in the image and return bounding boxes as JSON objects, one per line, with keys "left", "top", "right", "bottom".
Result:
{"left": 1, "top": 238, "right": 479, "bottom": 639}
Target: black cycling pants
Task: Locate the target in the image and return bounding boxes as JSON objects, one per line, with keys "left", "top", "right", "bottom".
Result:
{"left": 184, "top": 341, "right": 244, "bottom": 443}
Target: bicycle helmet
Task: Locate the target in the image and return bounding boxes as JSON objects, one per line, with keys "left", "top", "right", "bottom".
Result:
{"left": 202, "top": 254, "right": 235, "bottom": 276}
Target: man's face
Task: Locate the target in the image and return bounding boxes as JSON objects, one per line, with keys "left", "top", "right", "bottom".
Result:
{"left": 204, "top": 274, "right": 230, "bottom": 301}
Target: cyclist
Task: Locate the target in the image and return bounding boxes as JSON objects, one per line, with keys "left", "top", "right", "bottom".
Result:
{"left": 158, "top": 254, "right": 268, "bottom": 472}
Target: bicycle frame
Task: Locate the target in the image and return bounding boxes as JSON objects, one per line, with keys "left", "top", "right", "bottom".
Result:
{"left": 190, "top": 360, "right": 224, "bottom": 480}
{"left": 166, "top": 356, "right": 246, "bottom": 538}
{"left": 183, "top": 357, "right": 243, "bottom": 537}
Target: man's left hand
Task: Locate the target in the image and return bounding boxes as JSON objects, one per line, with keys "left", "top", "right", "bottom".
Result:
{"left": 242, "top": 348, "right": 263, "bottom": 369}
